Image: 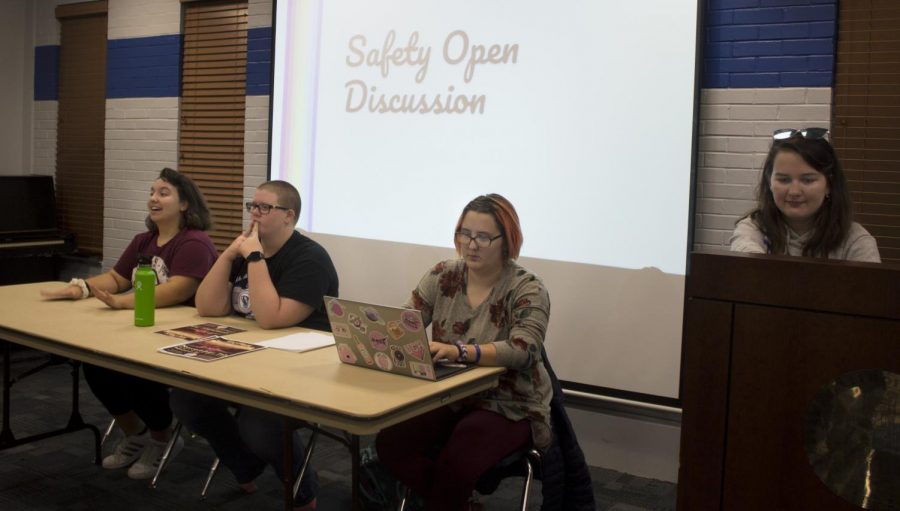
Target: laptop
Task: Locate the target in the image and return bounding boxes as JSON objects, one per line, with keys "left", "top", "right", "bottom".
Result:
{"left": 324, "top": 296, "right": 474, "bottom": 381}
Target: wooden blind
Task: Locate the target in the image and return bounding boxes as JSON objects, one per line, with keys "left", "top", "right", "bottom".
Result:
{"left": 180, "top": 0, "right": 248, "bottom": 250}
{"left": 833, "top": 0, "right": 900, "bottom": 263}
{"left": 56, "top": 7, "right": 107, "bottom": 256}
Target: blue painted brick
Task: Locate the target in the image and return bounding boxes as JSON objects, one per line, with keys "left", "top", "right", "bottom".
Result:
{"left": 808, "top": 55, "right": 834, "bottom": 71}
{"left": 107, "top": 35, "right": 181, "bottom": 98}
{"left": 703, "top": 73, "right": 731, "bottom": 88}
{"left": 708, "top": 25, "right": 758, "bottom": 42}
{"left": 758, "top": 22, "right": 809, "bottom": 39}
{"left": 782, "top": 38, "right": 833, "bottom": 56}
{"left": 34, "top": 45, "right": 59, "bottom": 101}
{"left": 780, "top": 71, "right": 831, "bottom": 86}
{"left": 706, "top": 9, "right": 734, "bottom": 25}
{"left": 709, "top": 0, "right": 760, "bottom": 10}
{"left": 733, "top": 7, "right": 785, "bottom": 24}
{"left": 247, "top": 27, "right": 272, "bottom": 96}
{"left": 705, "top": 42, "right": 734, "bottom": 58}
{"left": 756, "top": 55, "right": 806, "bottom": 72}
{"left": 760, "top": 0, "right": 811, "bottom": 6}
{"left": 733, "top": 40, "right": 782, "bottom": 56}
{"left": 783, "top": 4, "right": 836, "bottom": 22}
{"left": 808, "top": 21, "right": 835, "bottom": 38}
{"left": 248, "top": 26, "right": 273, "bottom": 51}
{"left": 731, "top": 72, "right": 781, "bottom": 87}
{"left": 708, "top": 57, "right": 757, "bottom": 73}
{"left": 808, "top": 0, "right": 836, "bottom": 5}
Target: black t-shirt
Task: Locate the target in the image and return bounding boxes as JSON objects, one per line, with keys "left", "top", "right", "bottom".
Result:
{"left": 229, "top": 231, "right": 339, "bottom": 331}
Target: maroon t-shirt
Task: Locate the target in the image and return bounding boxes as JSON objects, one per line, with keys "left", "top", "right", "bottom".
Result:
{"left": 113, "top": 229, "right": 217, "bottom": 288}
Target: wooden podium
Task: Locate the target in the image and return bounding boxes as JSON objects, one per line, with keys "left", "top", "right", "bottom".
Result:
{"left": 677, "top": 252, "right": 900, "bottom": 511}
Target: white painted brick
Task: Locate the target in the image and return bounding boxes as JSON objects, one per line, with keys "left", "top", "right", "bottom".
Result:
{"left": 697, "top": 167, "right": 727, "bottom": 183}
{"left": 702, "top": 120, "right": 756, "bottom": 136}
{"left": 693, "top": 243, "right": 730, "bottom": 254}
{"left": 754, "top": 88, "right": 806, "bottom": 105}
{"left": 699, "top": 136, "right": 727, "bottom": 152}
{"left": 726, "top": 137, "right": 770, "bottom": 154}
{"left": 700, "top": 105, "right": 729, "bottom": 120}
{"left": 249, "top": 0, "right": 273, "bottom": 29}
{"left": 805, "top": 88, "right": 832, "bottom": 104}
{"left": 729, "top": 105, "right": 779, "bottom": 121}
{"left": 724, "top": 169, "right": 762, "bottom": 186}
{"left": 698, "top": 198, "right": 757, "bottom": 216}
{"left": 108, "top": 0, "right": 180, "bottom": 39}
{"left": 704, "top": 152, "right": 760, "bottom": 170}
{"left": 777, "top": 104, "right": 831, "bottom": 121}
{"left": 702, "top": 183, "right": 755, "bottom": 200}
{"left": 702, "top": 89, "right": 757, "bottom": 105}
{"left": 700, "top": 214, "right": 740, "bottom": 230}
{"left": 693, "top": 229, "right": 731, "bottom": 245}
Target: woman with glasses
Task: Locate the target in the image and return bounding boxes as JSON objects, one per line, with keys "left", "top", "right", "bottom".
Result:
{"left": 376, "top": 194, "right": 554, "bottom": 511}
{"left": 40, "top": 167, "right": 217, "bottom": 479}
{"left": 730, "top": 128, "right": 881, "bottom": 262}
{"left": 171, "top": 180, "right": 337, "bottom": 511}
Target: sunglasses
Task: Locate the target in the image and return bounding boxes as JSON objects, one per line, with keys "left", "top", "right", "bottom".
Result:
{"left": 772, "top": 127, "right": 829, "bottom": 141}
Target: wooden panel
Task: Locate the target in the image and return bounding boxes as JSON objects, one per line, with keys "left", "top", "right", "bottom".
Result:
{"left": 56, "top": 12, "right": 107, "bottom": 255}
{"left": 676, "top": 298, "right": 734, "bottom": 511}
{"left": 179, "top": 0, "right": 248, "bottom": 252}
{"left": 722, "top": 305, "right": 900, "bottom": 510}
{"left": 833, "top": 1, "right": 900, "bottom": 263}
{"left": 56, "top": 0, "right": 107, "bottom": 18}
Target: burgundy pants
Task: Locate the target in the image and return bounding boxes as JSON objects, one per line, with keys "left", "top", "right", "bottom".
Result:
{"left": 376, "top": 406, "right": 531, "bottom": 511}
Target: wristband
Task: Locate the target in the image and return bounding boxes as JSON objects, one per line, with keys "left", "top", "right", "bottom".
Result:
{"left": 473, "top": 343, "right": 481, "bottom": 364}
{"left": 69, "top": 278, "right": 90, "bottom": 299}
{"left": 454, "top": 340, "right": 468, "bottom": 363}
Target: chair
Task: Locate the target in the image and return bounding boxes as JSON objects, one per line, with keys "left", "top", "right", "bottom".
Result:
{"left": 99, "top": 418, "right": 183, "bottom": 488}
{"left": 397, "top": 446, "right": 543, "bottom": 510}
{"left": 200, "top": 422, "right": 320, "bottom": 500}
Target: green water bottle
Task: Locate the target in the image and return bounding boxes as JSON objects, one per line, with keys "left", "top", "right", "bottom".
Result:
{"left": 134, "top": 255, "right": 156, "bottom": 327}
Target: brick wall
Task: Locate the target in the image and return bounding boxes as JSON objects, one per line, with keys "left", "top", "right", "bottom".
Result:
{"left": 693, "top": 0, "right": 837, "bottom": 252}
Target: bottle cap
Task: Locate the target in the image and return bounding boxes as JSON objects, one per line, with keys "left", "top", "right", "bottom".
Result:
{"left": 138, "top": 254, "right": 152, "bottom": 265}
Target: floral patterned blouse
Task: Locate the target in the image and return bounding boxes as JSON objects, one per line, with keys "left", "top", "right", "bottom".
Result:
{"left": 406, "top": 259, "right": 553, "bottom": 449}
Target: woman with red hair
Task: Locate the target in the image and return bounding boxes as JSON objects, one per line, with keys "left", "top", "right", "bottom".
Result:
{"left": 376, "top": 194, "right": 553, "bottom": 510}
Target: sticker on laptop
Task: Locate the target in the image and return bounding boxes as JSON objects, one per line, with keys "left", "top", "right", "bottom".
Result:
{"left": 403, "top": 342, "right": 427, "bottom": 362}
{"left": 336, "top": 343, "right": 357, "bottom": 364}
{"left": 354, "top": 339, "right": 374, "bottom": 365}
{"left": 374, "top": 351, "right": 393, "bottom": 371}
{"left": 332, "top": 323, "right": 352, "bottom": 339}
{"left": 368, "top": 331, "right": 389, "bottom": 351}
{"left": 409, "top": 361, "right": 434, "bottom": 380}
{"left": 390, "top": 345, "right": 407, "bottom": 368}
{"left": 348, "top": 313, "right": 367, "bottom": 334}
{"left": 400, "top": 310, "right": 422, "bottom": 332}
{"left": 387, "top": 320, "right": 406, "bottom": 340}
{"left": 329, "top": 300, "right": 345, "bottom": 317}
{"left": 360, "top": 306, "right": 385, "bottom": 325}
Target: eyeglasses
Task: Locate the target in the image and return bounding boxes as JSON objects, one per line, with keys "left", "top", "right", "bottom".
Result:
{"left": 245, "top": 202, "right": 290, "bottom": 215}
{"left": 773, "top": 128, "right": 830, "bottom": 141}
{"left": 455, "top": 230, "right": 503, "bottom": 248}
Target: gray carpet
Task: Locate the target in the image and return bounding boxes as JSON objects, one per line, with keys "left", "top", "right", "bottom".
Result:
{"left": 0, "top": 348, "right": 677, "bottom": 510}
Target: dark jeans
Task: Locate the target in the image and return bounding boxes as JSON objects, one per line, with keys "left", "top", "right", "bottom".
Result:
{"left": 82, "top": 364, "right": 172, "bottom": 432}
{"left": 169, "top": 388, "right": 318, "bottom": 506}
{"left": 376, "top": 406, "right": 531, "bottom": 511}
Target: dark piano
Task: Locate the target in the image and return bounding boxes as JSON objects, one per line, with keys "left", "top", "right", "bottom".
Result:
{"left": 0, "top": 175, "right": 76, "bottom": 285}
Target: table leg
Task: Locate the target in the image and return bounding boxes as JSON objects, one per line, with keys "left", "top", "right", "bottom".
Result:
{"left": 0, "top": 341, "right": 14, "bottom": 446}
{"left": 284, "top": 418, "right": 294, "bottom": 511}
{"left": 351, "top": 433, "right": 361, "bottom": 511}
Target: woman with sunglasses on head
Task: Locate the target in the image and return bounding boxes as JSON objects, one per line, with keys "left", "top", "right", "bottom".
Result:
{"left": 730, "top": 128, "right": 881, "bottom": 262}
{"left": 40, "top": 167, "right": 218, "bottom": 479}
{"left": 376, "top": 194, "right": 554, "bottom": 511}
{"left": 171, "top": 180, "right": 338, "bottom": 511}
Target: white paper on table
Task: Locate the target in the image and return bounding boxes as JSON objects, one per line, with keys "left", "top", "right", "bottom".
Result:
{"left": 256, "top": 331, "right": 335, "bottom": 352}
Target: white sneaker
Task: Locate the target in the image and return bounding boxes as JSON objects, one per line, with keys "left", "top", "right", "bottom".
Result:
{"left": 127, "top": 434, "right": 184, "bottom": 480}
{"left": 102, "top": 431, "right": 150, "bottom": 469}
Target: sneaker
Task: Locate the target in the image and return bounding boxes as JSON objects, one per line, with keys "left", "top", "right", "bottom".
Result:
{"left": 102, "top": 431, "right": 150, "bottom": 469}
{"left": 126, "top": 434, "right": 184, "bottom": 480}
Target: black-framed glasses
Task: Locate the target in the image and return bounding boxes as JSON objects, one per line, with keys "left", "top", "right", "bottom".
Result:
{"left": 773, "top": 127, "right": 829, "bottom": 141}
{"left": 455, "top": 230, "right": 503, "bottom": 248}
{"left": 245, "top": 202, "right": 290, "bottom": 215}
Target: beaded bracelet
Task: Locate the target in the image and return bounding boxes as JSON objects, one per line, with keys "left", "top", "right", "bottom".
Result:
{"left": 454, "top": 340, "right": 468, "bottom": 363}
